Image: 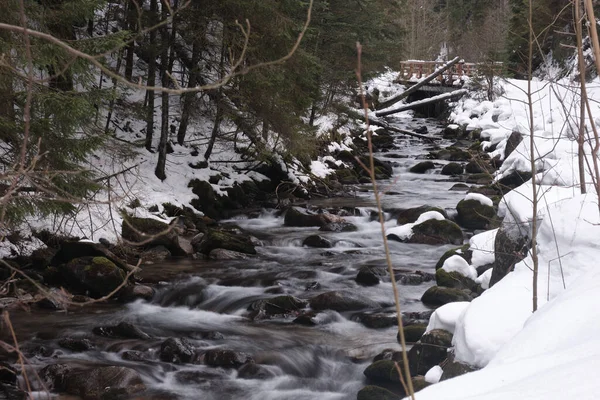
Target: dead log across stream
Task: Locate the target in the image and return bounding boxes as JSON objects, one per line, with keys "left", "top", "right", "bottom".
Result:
{"left": 369, "top": 118, "right": 440, "bottom": 142}
{"left": 375, "top": 89, "right": 468, "bottom": 118}
{"left": 376, "top": 56, "right": 462, "bottom": 110}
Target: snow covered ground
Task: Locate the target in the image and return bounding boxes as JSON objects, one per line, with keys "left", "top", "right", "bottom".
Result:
{"left": 412, "top": 76, "right": 600, "bottom": 399}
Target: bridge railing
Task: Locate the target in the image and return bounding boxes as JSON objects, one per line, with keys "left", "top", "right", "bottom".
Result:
{"left": 398, "top": 60, "right": 504, "bottom": 85}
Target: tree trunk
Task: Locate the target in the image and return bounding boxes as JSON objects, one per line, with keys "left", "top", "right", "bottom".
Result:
{"left": 145, "top": 0, "right": 158, "bottom": 152}
{"left": 154, "top": 3, "right": 170, "bottom": 180}
{"left": 177, "top": 40, "right": 200, "bottom": 145}
{"left": 204, "top": 94, "right": 223, "bottom": 160}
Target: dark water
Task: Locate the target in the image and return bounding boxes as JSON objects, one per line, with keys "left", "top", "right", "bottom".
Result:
{"left": 5, "top": 117, "right": 467, "bottom": 400}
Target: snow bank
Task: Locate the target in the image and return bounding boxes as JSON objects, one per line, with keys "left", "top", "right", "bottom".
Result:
{"left": 469, "top": 228, "right": 497, "bottom": 268}
{"left": 385, "top": 211, "right": 445, "bottom": 241}
{"left": 424, "top": 366, "right": 443, "bottom": 384}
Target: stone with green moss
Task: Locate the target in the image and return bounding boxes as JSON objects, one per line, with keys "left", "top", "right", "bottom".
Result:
{"left": 396, "top": 206, "right": 448, "bottom": 226}
{"left": 61, "top": 256, "right": 127, "bottom": 298}
{"left": 456, "top": 199, "right": 496, "bottom": 230}
{"left": 435, "top": 245, "right": 471, "bottom": 270}
{"left": 434, "top": 146, "right": 472, "bottom": 161}
{"left": 409, "top": 161, "right": 435, "bottom": 174}
{"left": 421, "top": 286, "right": 472, "bottom": 306}
{"left": 357, "top": 385, "right": 400, "bottom": 400}
{"left": 408, "top": 220, "right": 464, "bottom": 245}
{"left": 435, "top": 268, "right": 483, "bottom": 295}
{"left": 364, "top": 360, "right": 405, "bottom": 383}
{"left": 411, "top": 376, "right": 431, "bottom": 392}
{"left": 197, "top": 229, "right": 256, "bottom": 255}
{"left": 403, "top": 324, "right": 427, "bottom": 343}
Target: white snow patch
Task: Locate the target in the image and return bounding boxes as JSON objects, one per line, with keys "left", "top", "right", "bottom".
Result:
{"left": 426, "top": 302, "right": 470, "bottom": 334}
{"left": 424, "top": 366, "right": 443, "bottom": 384}
{"left": 465, "top": 193, "right": 493, "bottom": 207}
{"left": 469, "top": 228, "right": 497, "bottom": 268}
{"left": 442, "top": 255, "right": 477, "bottom": 280}
{"left": 385, "top": 211, "right": 445, "bottom": 241}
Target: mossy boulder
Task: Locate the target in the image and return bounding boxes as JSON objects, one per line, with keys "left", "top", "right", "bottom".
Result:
{"left": 408, "top": 220, "right": 464, "bottom": 245}
{"left": 408, "top": 329, "right": 453, "bottom": 376}
{"left": 60, "top": 256, "right": 127, "bottom": 298}
{"left": 497, "top": 170, "right": 533, "bottom": 190}
{"left": 309, "top": 290, "right": 379, "bottom": 312}
{"left": 409, "top": 161, "right": 435, "bottom": 174}
{"left": 435, "top": 245, "right": 471, "bottom": 270}
{"left": 435, "top": 268, "right": 483, "bottom": 295}
{"left": 434, "top": 146, "right": 471, "bottom": 161}
{"left": 465, "top": 173, "right": 493, "bottom": 185}
{"left": 188, "top": 179, "right": 223, "bottom": 219}
{"left": 357, "top": 385, "right": 400, "bottom": 400}
{"left": 412, "top": 376, "right": 431, "bottom": 392}
{"left": 403, "top": 324, "right": 427, "bottom": 343}
{"left": 440, "top": 353, "right": 479, "bottom": 381}
{"left": 335, "top": 169, "right": 359, "bottom": 184}
{"left": 489, "top": 224, "right": 529, "bottom": 287}
{"left": 441, "top": 162, "right": 463, "bottom": 176}
{"left": 421, "top": 286, "right": 472, "bottom": 306}
{"left": 302, "top": 235, "right": 333, "bottom": 248}
{"left": 456, "top": 199, "right": 496, "bottom": 230}
{"left": 395, "top": 205, "right": 448, "bottom": 225}
{"left": 197, "top": 229, "right": 256, "bottom": 255}
{"left": 356, "top": 265, "right": 388, "bottom": 286}
{"left": 364, "top": 360, "right": 405, "bottom": 383}
{"left": 51, "top": 241, "right": 130, "bottom": 272}
{"left": 357, "top": 156, "right": 393, "bottom": 178}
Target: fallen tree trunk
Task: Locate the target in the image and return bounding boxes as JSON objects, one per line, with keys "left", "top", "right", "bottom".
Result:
{"left": 376, "top": 56, "right": 461, "bottom": 110}
{"left": 375, "top": 89, "right": 468, "bottom": 118}
{"left": 369, "top": 118, "right": 440, "bottom": 142}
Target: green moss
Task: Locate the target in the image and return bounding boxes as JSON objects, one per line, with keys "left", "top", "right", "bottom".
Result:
{"left": 435, "top": 245, "right": 471, "bottom": 270}
{"left": 421, "top": 286, "right": 472, "bottom": 306}
{"left": 409, "top": 219, "right": 464, "bottom": 245}
{"left": 456, "top": 199, "right": 496, "bottom": 230}
{"left": 357, "top": 385, "right": 399, "bottom": 400}
{"left": 397, "top": 206, "right": 448, "bottom": 226}
{"left": 363, "top": 360, "right": 404, "bottom": 383}
{"left": 436, "top": 268, "right": 482, "bottom": 294}
{"left": 404, "top": 324, "right": 427, "bottom": 342}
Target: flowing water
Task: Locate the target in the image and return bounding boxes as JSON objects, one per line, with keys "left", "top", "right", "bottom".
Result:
{"left": 5, "top": 116, "right": 468, "bottom": 400}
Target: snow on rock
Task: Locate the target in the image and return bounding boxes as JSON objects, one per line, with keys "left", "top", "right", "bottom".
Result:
{"left": 426, "top": 302, "right": 470, "bottom": 334}
{"left": 476, "top": 268, "right": 492, "bottom": 290}
{"left": 385, "top": 211, "right": 445, "bottom": 241}
{"left": 424, "top": 365, "right": 443, "bottom": 384}
{"left": 442, "top": 255, "right": 477, "bottom": 280}
{"left": 310, "top": 160, "right": 333, "bottom": 178}
{"left": 469, "top": 228, "right": 497, "bottom": 268}
{"left": 464, "top": 193, "right": 493, "bottom": 207}
{"left": 452, "top": 194, "right": 600, "bottom": 369}
{"left": 407, "top": 251, "right": 600, "bottom": 400}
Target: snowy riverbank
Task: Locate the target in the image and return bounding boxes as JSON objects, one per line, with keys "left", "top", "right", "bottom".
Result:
{"left": 413, "top": 77, "right": 600, "bottom": 399}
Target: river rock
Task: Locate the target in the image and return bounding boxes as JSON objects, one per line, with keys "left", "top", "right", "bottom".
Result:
{"left": 319, "top": 221, "right": 358, "bottom": 232}
{"left": 356, "top": 265, "right": 387, "bottom": 286}
{"left": 0, "top": 383, "right": 24, "bottom": 400}
{"left": 441, "top": 162, "right": 463, "bottom": 175}
{"left": 120, "top": 284, "right": 155, "bottom": 302}
{"left": 456, "top": 199, "right": 496, "bottom": 230}
{"left": 302, "top": 235, "right": 333, "bottom": 248}
{"left": 0, "top": 362, "right": 16, "bottom": 385}
{"left": 412, "top": 375, "right": 431, "bottom": 391}
{"left": 364, "top": 360, "right": 405, "bottom": 383}
{"left": 64, "top": 366, "right": 145, "bottom": 399}
{"left": 93, "top": 322, "right": 151, "bottom": 340}
{"left": 403, "top": 324, "right": 427, "bottom": 342}
{"left": 58, "top": 337, "right": 95, "bottom": 352}
{"left": 309, "top": 290, "right": 379, "bottom": 312}
{"left": 204, "top": 349, "right": 252, "bottom": 368}
{"left": 440, "top": 352, "right": 478, "bottom": 380}
{"left": 284, "top": 207, "right": 342, "bottom": 227}
{"left": 197, "top": 229, "right": 256, "bottom": 255}
{"left": 237, "top": 362, "right": 275, "bottom": 379}
{"left": 122, "top": 216, "right": 190, "bottom": 256}
{"left": 248, "top": 295, "right": 307, "bottom": 318}
{"left": 122, "top": 350, "right": 147, "bottom": 362}
{"left": 436, "top": 268, "right": 483, "bottom": 295}
{"left": 60, "top": 256, "right": 127, "bottom": 298}
{"left": 421, "top": 286, "right": 472, "bottom": 306}
{"left": 435, "top": 245, "right": 471, "bottom": 269}
{"left": 504, "top": 131, "right": 523, "bottom": 159}
{"left": 408, "top": 329, "right": 453, "bottom": 376}
{"left": 41, "top": 364, "right": 145, "bottom": 399}
{"left": 140, "top": 245, "right": 171, "bottom": 262}
{"left": 335, "top": 168, "right": 360, "bottom": 184}
{"left": 353, "top": 312, "right": 397, "bottom": 329}
{"left": 395, "top": 205, "right": 448, "bottom": 225}
{"left": 489, "top": 224, "right": 529, "bottom": 287}
{"left": 407, "top": 220, "right": 464, "bottom": 245}
{"left": 434, "top": 146, "right": 471, "bottom": 161}
{"left": 357, "top": 385, "right": 399, "bottom": 400}
{"left": 159, "top": 338, "right": 196, "bottom": 364}
{"left": 409, "top": 161, "right": 435, "bottom": 173}
{"left": 208, "top": 248, "right": 250, "bottom": 260}
{"left": 51, "top": 240, "right": 130, "bottom": 272}
{"left": 497, "top": 170, "right": 532, "bottom": 190}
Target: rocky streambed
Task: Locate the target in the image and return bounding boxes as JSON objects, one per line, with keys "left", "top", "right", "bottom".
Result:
{"left": 0, "top": 116, "right": 527, "bottom": 400}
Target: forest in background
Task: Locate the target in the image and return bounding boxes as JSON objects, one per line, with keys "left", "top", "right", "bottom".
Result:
{"left": 0, "top": 0, "right": 594, "bottom": 229}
